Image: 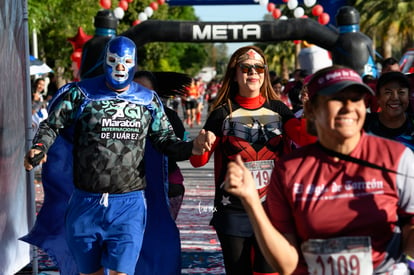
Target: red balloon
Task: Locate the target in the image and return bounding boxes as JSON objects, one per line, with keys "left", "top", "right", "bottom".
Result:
{"left": 293, "top": 40, "right": 301, "bottom": 45}
{"left": 132, "top": 19, "right": 141, "bottom": 26}
{"left": 318, "top": 12, "right": 330, "bottom": 25}
{"left": 71, "top": 49, "right": 82, "bottom": 63}
{"left": 312, "top": 4, "right": 324, "bottom": 17}
{"left": 119, "top": 0, "right": 128, "bottom": 11}
{"left": 282, "top": 0, "right": 288, "bottom": 2}
{"left": 99, "top": 0, "right": 111, "bottom": 9}
{"left": 150, "top": 2, "right": 159, "bottom": 11}
{"left": 67, "top": 27, "right": 92, "bottom": 50}
{"left": 272, "top": 8, "right": 281, "bottom": 19}
{"left": 267, "top": 3, "right": 275, "bottom": 12}
{"left": 157, "top": 0, "right": 165, "bottom": 5}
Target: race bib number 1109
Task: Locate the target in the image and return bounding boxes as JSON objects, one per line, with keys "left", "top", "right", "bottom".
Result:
{"left": 302, "top": 236, "right": 373, "bottom": 275}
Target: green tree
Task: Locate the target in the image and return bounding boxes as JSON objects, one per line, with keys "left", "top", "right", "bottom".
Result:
{"left": 125, "top": 3, "right": 208, "bottom": 75}
{"left": 263, "top": 41, "right": 296, "bottom": 80}
{"left": 354, "top": 0, "right": 414, "bottom": 59}
{"left": 28, "top": 0, "right": 99, "bottom": 75}
{"left": 28, "top": 0, "right": 211, "bottom": 79}
{"left": 211, "top": 43, "right": 229, "bottom": 77}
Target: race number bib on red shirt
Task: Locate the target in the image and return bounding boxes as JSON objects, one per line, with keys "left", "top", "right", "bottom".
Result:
{"left": 301, "top": 236, "right": 373, "bottom": 275}
{"left": 245, "top": 160, "right": 274, "bottom": 202}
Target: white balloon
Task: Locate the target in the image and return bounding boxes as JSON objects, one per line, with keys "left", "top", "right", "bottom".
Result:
{"left": 144, "top": 6, "right": 154, "bottom": 17}
{"left": 304, "top": 0, "right": 317, "bottom": 7}
{"left": 280, "top": 15, "right": 288, "bottom": 20}
{"left": 259, "top": 0, "right": 269, "bottom": 6}
{"left": 293, "top": 7, "right": 304, "bottom": 18}
{"left": 253, "top": 0, "right": 259, "bottom": 2}
{"left": 138, "top": 12, "right": 148, "bottom": 21}
{"left": 114, "top": 7, "right": 125, "bottom": 19}
{"left": 287, "top": 0, "right": 298, "bottom": 10}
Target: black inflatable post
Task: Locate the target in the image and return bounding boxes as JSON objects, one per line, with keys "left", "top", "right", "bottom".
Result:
{"left": 331, "top": 6, "right": 379, "bottom": 77}
{"left": 79, "top": 10, "right": 118, "bottom": 80}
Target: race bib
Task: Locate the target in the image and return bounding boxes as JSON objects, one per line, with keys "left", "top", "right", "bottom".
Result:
{"left": 302, "top": 236, "right": 373, "bottom": 275}
{"left": 244, "top": 160, "right": 274, "bottom": 190}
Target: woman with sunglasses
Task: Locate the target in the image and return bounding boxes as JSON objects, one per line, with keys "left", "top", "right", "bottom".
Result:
{"left": 190, "top": 46, "right": 315, "bottom": 275}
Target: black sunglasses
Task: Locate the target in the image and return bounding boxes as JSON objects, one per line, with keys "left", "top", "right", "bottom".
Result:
{"left": 238, "top": 63, "right": 267, "bottom": 74}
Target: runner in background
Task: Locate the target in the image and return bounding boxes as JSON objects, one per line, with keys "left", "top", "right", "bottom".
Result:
{"left": 364, "top": 71, "right": 414, "bottom": 150}
{"left": 182, "top": 78, "right": 199, "bottom": 128}
{"left": 195, "top": 77, "right": 205, "bottom": 125}
{"left": 134, "top": 70, "right": 188, "bottom": 220}
{"left": 205, "top": 78, "right": 221, "bottom": 113}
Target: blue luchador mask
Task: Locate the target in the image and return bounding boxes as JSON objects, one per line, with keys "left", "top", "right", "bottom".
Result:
{"left": 104, "top": 36, "right": 136, "bottom": 90}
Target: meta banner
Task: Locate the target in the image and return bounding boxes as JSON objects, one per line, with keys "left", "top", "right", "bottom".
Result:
{"left": 192, "top": 24, "right": 261, "bottom": 40}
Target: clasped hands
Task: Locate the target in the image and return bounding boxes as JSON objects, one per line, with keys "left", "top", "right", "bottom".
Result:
{"left": 191, "top": 129, "right": 216, "bottom": 155}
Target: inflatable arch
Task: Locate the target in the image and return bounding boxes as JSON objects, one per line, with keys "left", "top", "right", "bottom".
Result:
{"left": 120, "top": 6, "right": 378, "bottom": 77}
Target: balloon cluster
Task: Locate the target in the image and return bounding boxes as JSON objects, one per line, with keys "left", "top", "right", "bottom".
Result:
{"left": 68, "top": 27, "right": 93, "bottom": 76}
{"left": 99, "top": 0, "right": 166, "bottom": 26}
{"left": 257, "top": 0, "right": 330, "bottom": 25}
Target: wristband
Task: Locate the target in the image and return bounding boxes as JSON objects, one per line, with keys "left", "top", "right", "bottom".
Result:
{"left": 32, "top": 143, "right": 45, "bottom": 151}
{"left": 405, "top": 254, "right": 414, "bottom": 270}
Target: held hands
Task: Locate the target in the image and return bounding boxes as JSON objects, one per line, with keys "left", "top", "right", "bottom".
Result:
{"left": 224, "top": 154, "right": 258, "bottom": 202}
{"left": 192, "top": 129, "right": 216, "bottom": 155}
{"left": 24, "top": 149, "right": 47, "bottom": 171}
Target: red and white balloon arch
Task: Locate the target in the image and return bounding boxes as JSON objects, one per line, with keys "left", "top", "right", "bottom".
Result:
{"left": 98, "top": 0, "right": 329, "bottom": 27}
{"left": 258, "top": 0, "right": 330, "bottom": 44}
{"left": 99, "top": 0, "right": 167, "bottom": 26}
{"left": 259, "top": 0, "right": 329, "bottom": 25}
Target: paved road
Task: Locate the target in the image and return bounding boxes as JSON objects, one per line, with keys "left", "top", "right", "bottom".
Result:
{"left": 175, "top": 106, "right": 225, "bottom": 274}
{"left": 176, "top": 126, "right": 218, "bottom": 251}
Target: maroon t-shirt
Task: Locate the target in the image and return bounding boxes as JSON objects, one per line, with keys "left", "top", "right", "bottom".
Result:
{"left": 266, "top": 133, "right": 414, "bottom": 273}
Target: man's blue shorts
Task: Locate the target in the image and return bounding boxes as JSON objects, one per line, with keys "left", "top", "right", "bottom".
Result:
{"left": 65, "top": 189, "right": 146, "bottom": 274}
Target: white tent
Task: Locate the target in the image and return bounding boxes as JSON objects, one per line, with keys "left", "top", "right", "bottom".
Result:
{"left": 0, "top": 0, "right": 35, "bottom": 274}
{"left": 30, "top": 55, "right": 53, "bottom": 75}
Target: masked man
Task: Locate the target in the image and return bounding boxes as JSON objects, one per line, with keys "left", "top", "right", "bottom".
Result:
{"left": 23, "top": 36, "right": 215, "bottom": 275}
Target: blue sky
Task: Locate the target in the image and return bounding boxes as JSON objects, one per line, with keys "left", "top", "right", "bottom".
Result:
{"left": 193, "top": 4, "right": 269, "bottom": 54}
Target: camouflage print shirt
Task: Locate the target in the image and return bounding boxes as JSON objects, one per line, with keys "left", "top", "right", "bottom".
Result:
{"left": 34, "top": 80, "right": 193, "bottom": 193}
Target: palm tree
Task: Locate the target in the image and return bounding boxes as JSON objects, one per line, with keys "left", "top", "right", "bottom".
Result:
{"left": 354, "top": 0, "right": 414, "bottom": 58}
{"left": 264, "top": 41, "right": 296, "bottom": 80}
